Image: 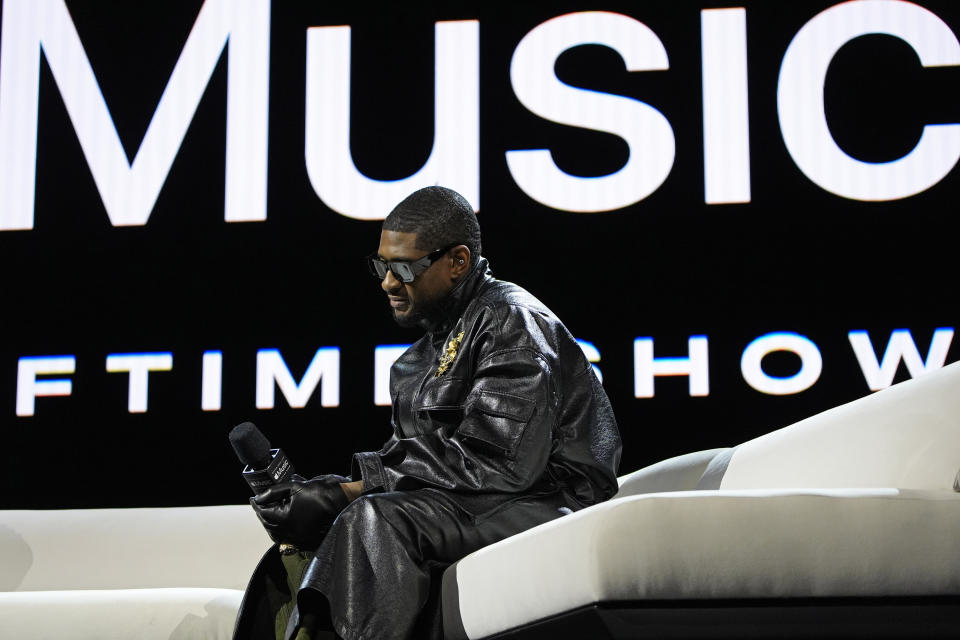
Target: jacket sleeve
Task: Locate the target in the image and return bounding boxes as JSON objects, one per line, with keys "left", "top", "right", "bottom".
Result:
{"left": 351, "top": 343, "right": 559, "bottom": 495}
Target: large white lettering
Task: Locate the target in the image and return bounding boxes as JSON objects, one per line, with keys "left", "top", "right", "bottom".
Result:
{"left": 741, "top": 332, "right": 821, "bottom": 395}
{"left": 506, "top": 11, "right": 675, "bottom": 212}
{"left": 777, "top": 0, "right": 960, "bottom": 201}
{"left": 105, "top": 352, "right": 173, "bottom": 413}
{"left": 256, "top": 348, "right": 340, "bottom": 409}
{"left": 305, "top": 20, "right": 479, "bottom": 220}
{"left": 0, "top": 0, "right": 270, "bottom": 230}
{"left": 701, "top": 8, "right": 750, "bottom": 204}
{"left": 11, "top": 332, "right": 959, "bottom": 416}
{"left": 4, "top": 3, "right": 960, "bottom": 229}
{"left": 16, "top": 355, "right": 75, "bottom": 416}
{"left": 633, "top": 336, "right": 709, "bottom": 397}
{"left": 202, "top": 350, "right": 223, "bottom": 411}
{"left": 849, "top": 328, "right": 954, "bottom": 391}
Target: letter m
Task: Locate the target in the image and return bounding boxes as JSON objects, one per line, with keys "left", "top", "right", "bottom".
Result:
{"left": 0, "top": 0, "right": 269, "bottom": 230}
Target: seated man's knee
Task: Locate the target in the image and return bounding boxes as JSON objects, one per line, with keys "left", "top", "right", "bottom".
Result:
{"left": 333, "top": 492, "right": 416, "bottom": 538}
{"left": 335, "top": 493, "right": 389, "bottom": 528}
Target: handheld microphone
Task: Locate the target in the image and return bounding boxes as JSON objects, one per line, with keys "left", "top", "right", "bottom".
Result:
{"left": 228, "top": 421, "right": 295, "bottom": 494}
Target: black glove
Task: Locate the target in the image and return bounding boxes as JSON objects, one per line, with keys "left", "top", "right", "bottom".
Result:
{"left": 251, "top": 473, "right": 350, "bottom": 549}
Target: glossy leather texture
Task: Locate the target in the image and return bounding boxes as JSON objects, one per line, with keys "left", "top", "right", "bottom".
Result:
{"left": 235, "top": 258, "right": 621, "bottom": 640}
{"left": 251, "top": 474, "right": 349, "bottom": 549}
{"left": 352, "top": 257, "right": 622, "bottom": 510}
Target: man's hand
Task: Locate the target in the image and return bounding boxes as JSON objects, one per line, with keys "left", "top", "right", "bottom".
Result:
{"left": 251, "top": 474, "right": 349, "bottom": 550}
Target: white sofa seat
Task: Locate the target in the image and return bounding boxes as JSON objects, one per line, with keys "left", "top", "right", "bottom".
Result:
{"left": 445, "top": 488, "right": 960, "bottom": 639}
{"left": 0, "top": 588, "right": 243, "bottom": 640}
{"left": 442, "top": 361, "right": 960, "bottom": 639}
{"left": 0, "top": 505, "right": 271, "bottom": 639}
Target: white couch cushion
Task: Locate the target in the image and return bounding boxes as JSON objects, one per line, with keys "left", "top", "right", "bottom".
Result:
{"left": 615, "top": 448, "right": 729, "bottom": 497}
{"left": 721, "top": 361, "right": 960, "bottom": 490}
{"left": 448, "top": 489, "right": 960, "bottom": 640}
{"left": 0, "top": 505, "right": 269, "bottom": 592}
{"left": 0, "top": 588, "right": 242, "bottom": 640}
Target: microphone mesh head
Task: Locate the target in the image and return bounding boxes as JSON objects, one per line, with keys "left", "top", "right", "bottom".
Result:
{"left": 229, "top": 422, "right": 272, "bottom": 469}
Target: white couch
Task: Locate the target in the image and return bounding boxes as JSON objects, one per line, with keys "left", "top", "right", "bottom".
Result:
{"left": 2, "top": 362, "right": 958, "bottom": 639}
{"left": 441, "top": 361, "right": 960, "bottom": 639}
{"left": 0, "top": 505, "right": 270, "bottom": 639}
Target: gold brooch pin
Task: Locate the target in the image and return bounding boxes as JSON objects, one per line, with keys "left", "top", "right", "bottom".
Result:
{"left": 435, "top": 330, "right": 465, "bottom": 377}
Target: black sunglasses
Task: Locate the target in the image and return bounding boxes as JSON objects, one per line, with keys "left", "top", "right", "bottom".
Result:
{"left": 367, "top": 244, "right": 458, "bottom": 283}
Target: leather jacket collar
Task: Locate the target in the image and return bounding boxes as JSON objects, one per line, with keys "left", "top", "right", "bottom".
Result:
{"left": 424, "top": 256, "right": 492, "bottom": 335}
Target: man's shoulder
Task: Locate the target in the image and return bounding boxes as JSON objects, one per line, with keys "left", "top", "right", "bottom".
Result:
{"left": 467, "top": 277, "right": 574, "bottom": 350}
{"left": 473, "top": 277, "right": 552, "bottom": 318}
{"left": 465, "top": 277, "right": 590, "bottom": 375}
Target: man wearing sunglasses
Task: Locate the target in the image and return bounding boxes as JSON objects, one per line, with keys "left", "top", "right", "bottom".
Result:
{"left": 368, "top": 241, "right": 468, "bottom": 329}
{"left": 236, "top": 186, "right": 621, "bottom": 640}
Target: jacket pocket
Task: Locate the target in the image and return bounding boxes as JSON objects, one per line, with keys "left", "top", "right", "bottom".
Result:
{"left": 459, "top": 390, "right": 535, "bottom": 458}
{"left": 414, "top": 377, "right": 467, "bottom": 411}
{"left": 413, "top": 378, "right": 467, "bottom": 435}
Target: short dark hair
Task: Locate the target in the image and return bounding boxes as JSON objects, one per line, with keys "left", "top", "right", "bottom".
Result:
{"left": 383, "top": 186, "right": 481, "bottom": 264}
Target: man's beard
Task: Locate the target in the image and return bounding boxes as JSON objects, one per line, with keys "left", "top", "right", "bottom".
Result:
{"left": 391, "top": 292, "right": 447, "bottom": 330}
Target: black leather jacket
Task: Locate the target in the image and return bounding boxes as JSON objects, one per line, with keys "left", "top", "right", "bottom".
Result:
{"left": 352, "top": 257, "right": 622, "bottom": 510}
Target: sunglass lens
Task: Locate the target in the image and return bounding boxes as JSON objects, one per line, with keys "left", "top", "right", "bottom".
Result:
{"left": 369, "top": 259, "right": 388, "bottom": 279}
{"left": 394, "top": 264, "right": 415, "bottom": 282}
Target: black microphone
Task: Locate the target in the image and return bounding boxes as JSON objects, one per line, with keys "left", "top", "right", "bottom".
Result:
{"left": 228, "top": 421, "right": 295, "bottom": 494}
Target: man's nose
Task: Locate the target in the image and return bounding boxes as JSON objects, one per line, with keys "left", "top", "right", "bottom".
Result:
{"left": 382, "top": 269, "right": 401, "bottom": 292}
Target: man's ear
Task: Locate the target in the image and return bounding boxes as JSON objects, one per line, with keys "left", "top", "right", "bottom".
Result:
{"left": 449, "top": 245, "right": 471, "bottom": 280}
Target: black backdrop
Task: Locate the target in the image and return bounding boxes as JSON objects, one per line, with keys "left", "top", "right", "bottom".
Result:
{"left": 1, "top": 0, "right": 958, "bottom": 508}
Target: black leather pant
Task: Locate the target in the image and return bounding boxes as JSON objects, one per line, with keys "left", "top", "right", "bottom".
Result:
{"left": 235, "top": 487, "right": 573, "bottom": 640}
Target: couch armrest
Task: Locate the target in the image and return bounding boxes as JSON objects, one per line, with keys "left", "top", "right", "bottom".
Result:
{"left": 0, "top": 505, "right": 270, "bottom": 592}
